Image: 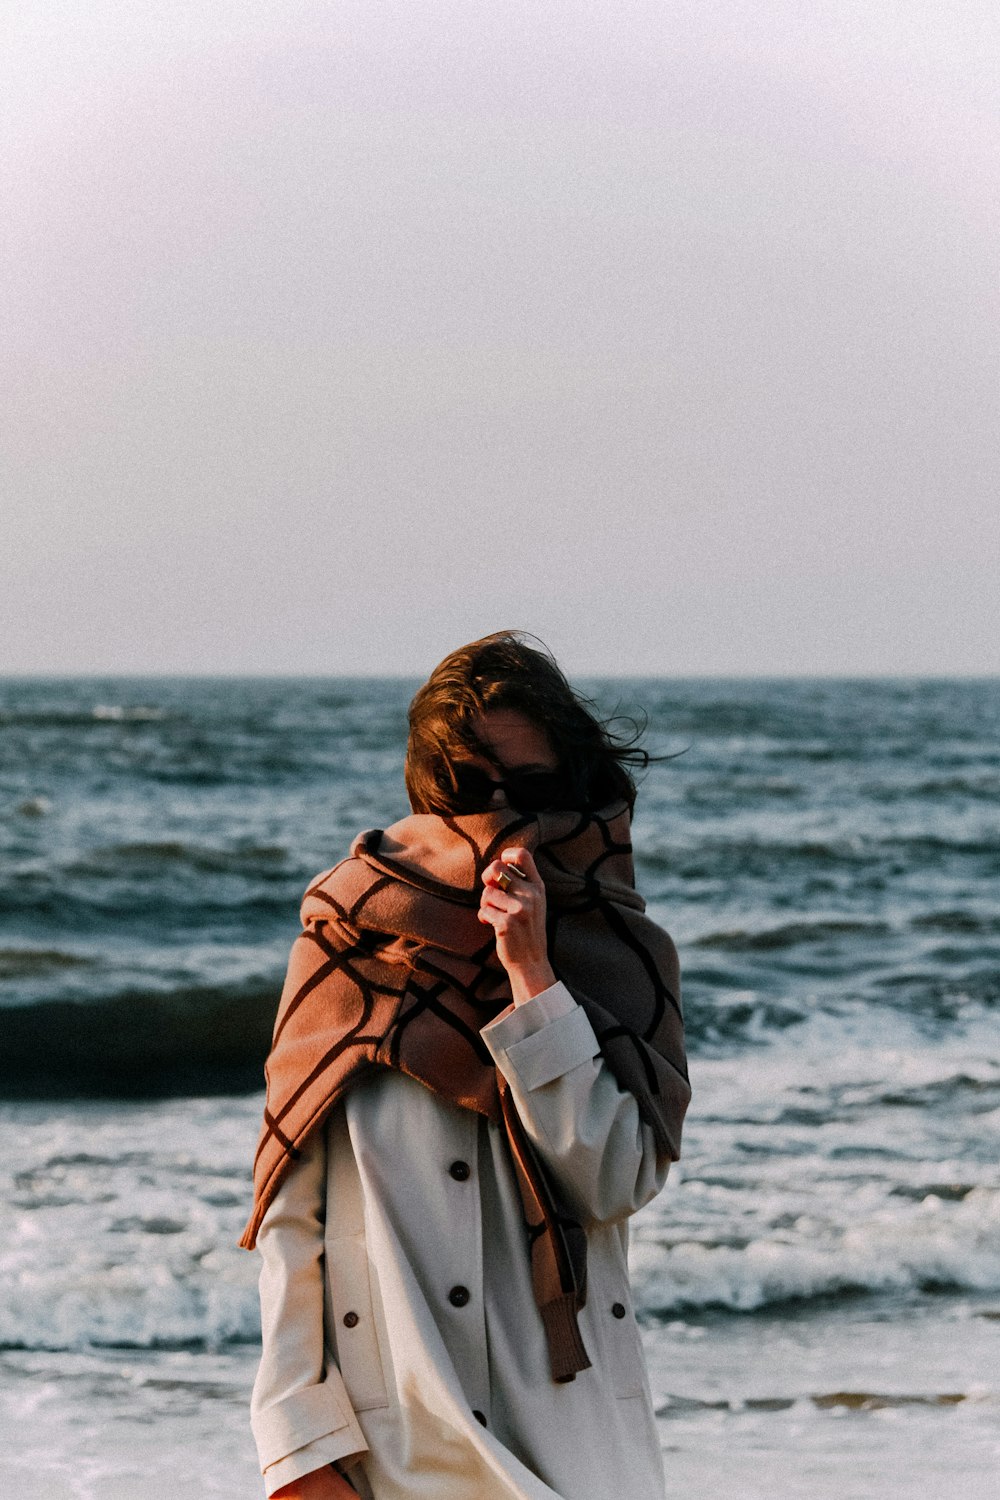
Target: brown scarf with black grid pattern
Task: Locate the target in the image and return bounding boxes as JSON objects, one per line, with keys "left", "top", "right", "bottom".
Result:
{"left": 239, "top": 801, "right": 690, "bottom": 1382}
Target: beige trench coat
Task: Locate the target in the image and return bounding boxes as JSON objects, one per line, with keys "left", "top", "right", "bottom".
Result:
{"left": 250, "top": 981, "right": 671, "bottom": 1499}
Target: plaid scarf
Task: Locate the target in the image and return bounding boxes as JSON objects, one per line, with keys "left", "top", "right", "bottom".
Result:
{"left": 240, "top": 802, "right": 690, "bottom": 1382}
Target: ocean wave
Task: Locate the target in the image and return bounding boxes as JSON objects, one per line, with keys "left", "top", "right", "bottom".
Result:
{"left": 13, "top": 796, "right": 52, "bottom": 817}
{"left": 681, "top": 778, "right": 805, "bottom": 805}
{"left": 648, "top": 833, "right": 1000, "bottom": 874}
{"left": 655, "top": 1390, "right": 986, "bottom": 1416}
{"left": 91, "top": 705, "right": 168, "bottom": 722}
{"left": 0, "top": 706, "right": 172, "bottom": 728}
{"left": 889, "top": 1182, "right": 979, "bottom": 1202}
{"left": 874, "top": 968, "right": 1000, "bottom": 1011}
{"left": 0, "top": 948, "right": 98, "bottom": 979}
{"left": 911, "top": 910, "right": 1000, "bottom": 935}
{"left": 8, "top": 1189, "right": 999, "bottom": 1353}
{"left": 888, "top": 835, "right": 1000, "bottom": 859}
{"left": 877, "top": 1074, "right": 1000, "bottom": 1108}
{"left": 0, "top": 982, "right": 277, "bottom": 1097}
{"left": 67, "top": 840, "right": 292, "bottom": 876}
{"left": 0, "top": 1250, "right": 260, "bottom": 1353}
{"left": 867, "top": 774, "right": 1000, "bottom": 803}
{"left": 762, "top": 743, "right": 848, "bottom": 762}
{"left": 639, "top": 838, "right": 866, "bottom": 874}
{"left": 632, "top": 1186, "right": 1000, "bottom": 1316}
{"left": 679, "top": 991, "right": 810, "bottom": 1046}
{"left": 0, "top": 976, "right": 806, "bottom": 1091}
{"left": 0, "top": 876, "right": 297, "bottom": 924}
{"left": 5, "top": 965, "right": 993, "bottom": 1097}
{"left": 692, "top": 920, "right": 889, "bottom": 952}
{"left": 2, "top": 949, "right": 995, "bottom": 1096}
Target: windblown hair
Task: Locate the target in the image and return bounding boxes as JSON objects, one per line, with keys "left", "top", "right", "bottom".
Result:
{"left": 405, "top": 630, "right": 652, "bottom": 816}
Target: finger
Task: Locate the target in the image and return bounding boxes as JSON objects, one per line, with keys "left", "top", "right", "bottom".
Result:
{"left": 481, "top": 884, "right": 536, "bottom": 917}
{"left": 477, "top": 905, "right": 508, "bottom": 934}
{"left": 479, "top": 887, "right": 519, "bottom": 914}
{"left": 483, "top": 854, "right": 536, "bottom": 890}
{"left": 500, "top": 849, "right": 542, "bottom": 891}
{"left": 478, "top": 902, "right": 510, "bottom": 925}
{"left": 500, "top": 846, "right": 536, "bottom": 878}
{"left": 482, "top": 864, "right": 525, "bottom": 892}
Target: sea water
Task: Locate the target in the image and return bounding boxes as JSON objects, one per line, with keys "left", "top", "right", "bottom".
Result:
{"left": 1, "top": 676, "right": 997, "bottom": 1498}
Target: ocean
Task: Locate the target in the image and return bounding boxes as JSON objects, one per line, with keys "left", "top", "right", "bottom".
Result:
{"left": 1, "top": 675, "right": 997, "bottom": 1499}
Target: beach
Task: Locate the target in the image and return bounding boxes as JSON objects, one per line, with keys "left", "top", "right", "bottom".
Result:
{"left": 1, "top": 675, "right": 997, "bottom": 1497}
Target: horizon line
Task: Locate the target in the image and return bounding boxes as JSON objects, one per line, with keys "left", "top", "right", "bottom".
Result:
{"left": 1, "top": 670, "right": 997, "bottom": 682}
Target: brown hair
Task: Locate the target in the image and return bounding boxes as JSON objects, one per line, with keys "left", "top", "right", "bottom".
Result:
{"left": 405, "top": 630, "right": 651, "bottom": 816}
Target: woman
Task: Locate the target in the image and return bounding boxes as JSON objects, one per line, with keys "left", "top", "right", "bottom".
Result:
{"left": 242, "top": 632, "right": 691, "bottom": 1500}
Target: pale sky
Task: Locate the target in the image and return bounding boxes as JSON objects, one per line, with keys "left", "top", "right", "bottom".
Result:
{"left": 3, "top": 0, "right": 998, "bottom": 675}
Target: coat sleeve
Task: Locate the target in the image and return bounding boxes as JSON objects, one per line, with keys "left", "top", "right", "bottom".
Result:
{"left": 480, "top": 981, "right": 672, "bottom": 1227}
{"left": 250, "top": 1123, "right": 369, "bottom": 1495}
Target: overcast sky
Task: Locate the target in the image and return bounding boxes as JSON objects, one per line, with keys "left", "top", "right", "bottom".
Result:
{"left": 3, "top": 0, "right": 998, "bottom": 675}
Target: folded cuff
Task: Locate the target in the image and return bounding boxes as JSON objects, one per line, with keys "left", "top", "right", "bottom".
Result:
{"left": 481, "top": 979, "right": 576, "bottom": 1044}
{"left": 483, "top": 982, "right": 599, "bottom": 1090}
{"left": 252, "top": 1379, "right": 355, "bottom": 1472}
{"left": 263, "top": 1428, "right": 370, "bottom": 1500}
{"left": 263, "top": 1430, "right": 369, "bottom": 1497}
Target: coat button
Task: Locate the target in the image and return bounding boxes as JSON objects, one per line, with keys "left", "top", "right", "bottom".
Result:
{"left": 343, "top": 1310, "right": 360, "bottom": 1328}
{"left": 611, "top": 1302, "right": 627, "bottom": 1319}
{"left": 449, "top": 1160, "right": 471, "bottom": 1181}
{"left": 448, "top": 1285, "right": 471, "bottom": 1307}
{"left": 473, "top": 1409, "right": 488, "bottom": 1426}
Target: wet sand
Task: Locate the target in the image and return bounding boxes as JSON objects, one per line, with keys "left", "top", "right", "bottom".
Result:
{"left": 645, "top": 1297, "right": 1000, "bottom": 1500}
{"left": 2, "top": 1296, "right": 997, "bottom": 1499}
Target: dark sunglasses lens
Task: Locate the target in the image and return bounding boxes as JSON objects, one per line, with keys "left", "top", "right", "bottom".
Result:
{"left": 503, "top": 771, "right": 566, "bottom": 812}
{"left": 449, "top": 764, "right": 570, "bottom": 813}
{"left": 451, "top": 765, "right": 499, "bottom": 807}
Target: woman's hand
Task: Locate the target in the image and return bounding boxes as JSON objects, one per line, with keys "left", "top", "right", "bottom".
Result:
{"left": 479, "top": 847, "right": 556, "bottom": 1006}
{"left": 272, "top": 1463, "right": 358, "bottom": 1498}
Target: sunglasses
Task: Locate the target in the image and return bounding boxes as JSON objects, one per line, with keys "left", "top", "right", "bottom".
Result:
{"left": 449, "top": 763, "right": 571, "bottom": 814}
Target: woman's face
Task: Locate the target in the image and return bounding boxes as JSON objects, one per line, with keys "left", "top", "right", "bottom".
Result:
{"left": 467, "top": 709, "right": 559, "bottom": 810}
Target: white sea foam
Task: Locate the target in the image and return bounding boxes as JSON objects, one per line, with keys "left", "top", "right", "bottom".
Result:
{"left": 628, "top": 1009, "right": 1000, "bottom": 1316}
{"left": 4, "top": 1002, "right": 1000, "bottom": 1349}
{"left": 90, "top": 704, "right": 167, "bottom": 721}
{"left": 0, "top": 1097, "right": 262, "bottom": 1353}
{"left": 632, "top": 1187, "right": 1000, "bottom": 1313}
{"left": 0, "top": 1245, "right": 260, "bottom": 1352}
